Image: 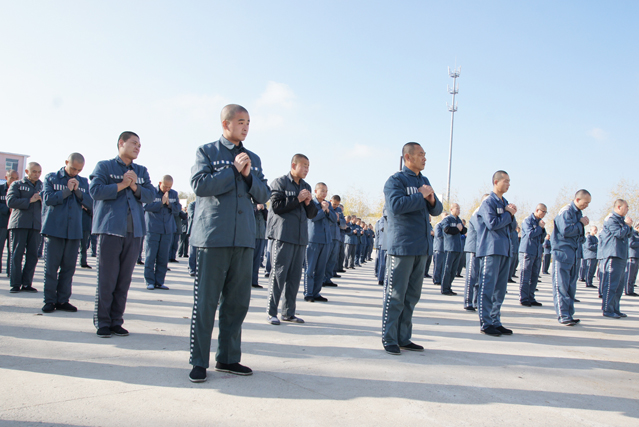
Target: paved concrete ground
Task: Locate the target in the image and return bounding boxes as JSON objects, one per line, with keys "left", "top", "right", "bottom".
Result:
{"left": 0, "top": 254, "right": 638, "bottom": 426}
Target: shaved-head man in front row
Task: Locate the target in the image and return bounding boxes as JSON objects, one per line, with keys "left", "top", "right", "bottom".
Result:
{"left": 382, "top": 142, "right": 442, "bottom": 354}
{"left": 597, "top": 199, "right": 633, "bottom": 318}
{"left": 551, "top": 189, "right": 591, "bottom": 325}
{"left": 7, "top": 162, "right": 43, "bottom": 293}
{"left": 41, "top": 153, "right": 93, "bottom": 313}
{"left": 518, "top": 203, "right": 548, "bottom": 307}
{"left": 475, "top": 170, "right": 517, "bottom": 336}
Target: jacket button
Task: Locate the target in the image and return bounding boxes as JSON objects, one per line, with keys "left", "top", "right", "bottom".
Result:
{"left": 238, "top": 194, "right": 243, "bottom": 197}
{"left": 238, "top": 210, "right": 243, "bottom": 214}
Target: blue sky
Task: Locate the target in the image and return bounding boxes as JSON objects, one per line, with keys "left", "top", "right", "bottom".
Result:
{"left": 1, "top": 1, "right": 637, "bottom": 218}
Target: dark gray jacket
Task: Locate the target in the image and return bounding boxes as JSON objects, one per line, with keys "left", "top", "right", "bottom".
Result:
{"left": 190, "top": 136, "right": 270, "bottom": 248}
{"left": 7, "top": 177, "right": 43, "bottom": 230}
{"left": 266, "top": 173, "right": 317, "bottom": 245}
{"left": 187, "top": 201, "right": 196, "bottom": 236}
{"left": 0, "top": 183, "right": 10, "bottom": 229}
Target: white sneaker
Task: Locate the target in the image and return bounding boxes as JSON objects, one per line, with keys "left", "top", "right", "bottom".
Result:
{"left": 268, "top": 316, "right": 280, "bottom": 325}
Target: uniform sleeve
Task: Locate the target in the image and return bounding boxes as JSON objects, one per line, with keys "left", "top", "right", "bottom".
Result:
{"left": 6, "top": 182, "right": 31, "bottom": 210}
{"left": 607, "top": 219, "right": 631, "bottom": 239}
{"left": 478, "top": 200, "right": 513, "bottom": 231}
{"left": 246, "top": 156, "right": 270, "bottom": 205}
{"left": 304, "top": 201, "right": 318, "bottom": 219}
{"left": 136, "top": 168, "right": 155, "bottom": 204}
{"left": 271, "top": 178, "right": 301, "bottom": 215}
{"left": 311, "top": 204, "right": 327, "bottom": 222}
{"left": 170, "top": 194, "right": 181, "bottom": 215}
{"left": 43, "top": 175, "right": 67, "bottom": 206}
{"left": 0, "top": 191, "right": 9, "bottom": 216}
{"left": 190, "top": 146, "right": 236, "bottom": 197}
{"left": 326, "top": 205, "right": 337, "bottom": 223}
{"left": 144, "top": 199, "right": 163, "bottom": 212}
{"left": 555, "top": 210, "right": 584, "bottom": 238}
{"left": 522, "top": 217, "right": 544, "bottom": 238}
{"left": 89, "top": 162, "right": 119, "bottom": 201}
{"left": 384, "top": 175, "right": 427, "bottom": 215}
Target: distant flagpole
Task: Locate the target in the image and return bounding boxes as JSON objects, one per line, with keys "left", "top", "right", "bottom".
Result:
{"left": 445, "top": 65, "right": 460, "bottom": 203}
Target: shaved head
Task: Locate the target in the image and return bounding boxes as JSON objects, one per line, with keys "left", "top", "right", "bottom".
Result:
{"left": 27, "top": 162, "right": 41, "bottom": 170}
{"left": 536, "top": 203, "right": 547, "bottom": 211}
{"left": 67, "top": 153, "right": 85, "bottom": 164}
{"left": 315, "top": 182, "right": 327, "bottom": 190}
{"left": 221, "top": 104, "right": 248, "bottom": 123}
{"left": 492, "top": 170, "right": 508, "bottom": 184}
{"left": 614, "top": 199, "right": 628, "bottom": 209}
{"left": 291, "top": 153, "right": 309, "bottom": 164}
{"left": 162, "top": 175, "right": 174, "bottom": 183}
{"left": 402, "top": 142, "right": 421, "bottom": 156}
{"left": 575, "top": 189, "right": 591, "bottom": 199}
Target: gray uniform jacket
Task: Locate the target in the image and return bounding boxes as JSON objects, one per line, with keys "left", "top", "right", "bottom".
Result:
{"left": 190, "top": 136, "right": 270, "bottom": 248}
{"left": 0, "top": 183, "right": 10, "bottom": 228}
{"left": 187, "top": 201, "right": 196, "bottom": 236}
{"left": 7, "top": 177, "right": 43, "bottom": 230}
{"left": 254, "top": 202, "right": 267, "bottom": 240}
{"left": 266, "top": 173, "right": 317, "bottom": 245}
{"left": 308, "top": 198, "right": 337, "bottom": 244}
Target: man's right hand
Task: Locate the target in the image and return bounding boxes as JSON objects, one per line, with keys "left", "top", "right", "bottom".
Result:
{"left": 67, "top": 178, "right": 78, "bottom": 191}
{"left": 505, "top": 204, "right": 517, "bottom": 215}
{"left": 234, "top": 153, "right": 250, "bottom": 175}
{"left": 30, "top": 193, "right": 41, "bottom": 203}
{"left": 580, "top": 216, "right": 590, "bottom": 226}
{"left": 539, "top": 219, "right": 546, "bottom": 228}
{"left": 321, "top": 201, "right": 329, "bottom": 212}
{"left": 418, "top": 185, "right": 434, "bottom": 199}
{"left": 298, "top": 189, "right": 310, "bottom": 203}
{"left": 625, "top": 217, "right": 633, "bottom": 226}
{"left": 162, "top": 192, "right": 170, "bottom": 205}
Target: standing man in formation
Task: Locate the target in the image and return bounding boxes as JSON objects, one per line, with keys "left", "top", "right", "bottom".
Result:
{"left": 463, "top": 194, "right": 488, "bottom": 311}
{"left": 597, "top": 199, "right": 632, "bottom": 318}
{"left": 188, "top": 104, "right": 270, "bottom": 383}
{"left": 440, "top": 203, "right": 466, "bottom": 296}
{"left": 582, "top": 226, "right": 599, "bottom": 288}
{"left": 178, "top": 206, "right": 190, "bottom": 258}
{"left": 324, "top": 195, "right": 343, "bottom": 286}
{"left": 432, "top": 213, "right": 447, "bottom": 286}
{"left": 252, "top": 201, "right": 268, "bottom": 289}
{"left": 187, "top": 200, "right": 197, "bottom": 276}
{"left": 266, "top": 154, "right": 317, "bottom": 325}
{"left": 551, "top": 190, "right": 591, "bottom": 326}
{"left": 541, "top": 234, "right": 552, "bottom": 274}
{"left": 304, "top": 182, "right": 336, "bottom": 302}
{"left": 41, "top": 153, "right": 92, "bottom": 313}
{"left": 7, "top": 162, "right": 43, "bottom": 293}
{"left": 476, "top": 171, "right": 517, "bottom": 337}
{"left": 90, "top": 131, "right": 155, "bottom": 337}
{"left": 144, "top": 175, "right": 180, "bottom": 291}
{"left": 1, "top": 170, "right": 19, "bottom": 276}
{"left": 518, "top": 204, "right": 547, "bottom": 307}
{"left": 382, "top": 142, "right": 442, "bottom": 355}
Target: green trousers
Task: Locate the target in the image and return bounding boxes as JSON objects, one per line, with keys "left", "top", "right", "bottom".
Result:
{"left": 189, "top": 247, "right": 253, "bottom": 368}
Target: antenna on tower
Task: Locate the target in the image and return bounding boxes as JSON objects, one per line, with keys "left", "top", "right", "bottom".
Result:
{"left": 445, "top": 65, "right": 460, "bottom": 204}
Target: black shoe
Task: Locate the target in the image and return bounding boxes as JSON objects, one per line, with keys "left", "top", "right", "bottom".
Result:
{"left": 314, "top": 296, "right": 328, "bottom": 302}
{"left": 481, "top": 325, "right": 502, "bottom": 336}
{"left": 455, "top": 275, "right": 463, "bottom": 278}
{"left": 496, "top": 326, "right": 513, "bottom": 335}
{"left": 574, "top": 299, "right": 580, "bottom": 303}
{"left": 264, "top": 273, "right": 270, "bottom": 278}
{"left": 507, "top": 279, "right": 516, "bottom": 283}
{"left": 441, "top": 291, "right": 457, "bottom": 296}
{"left": 169, "top": 259, "right": 179, "bottom": 263}
{"left": 42, "top": 303, "right": 56, "bottom": 313}
{"left": 10, "top": 286, "right": 21, "bottom": 293}
{"left": 424, "top": 274, "right": 432, "bottom": 278}
{"left": 433, "top": 282, "right": 441, "bottom": 286}
{"left": 560, "top": 319, "right": 577, "bottom": 326}
{"left": 189, "top": 366, "right": 207, "bottom": 383}
{"left": 578, "top": 279, "right": 585, "bottom": 282}
{"left": 55, "top": 302, "right": 78, "bottom": 312}
{"left": 81, "top": 264, "right": 92, "bottom": 269}
{"left": 189, "top": 272, "right": 196, "bottom": 277}
{"left": 520, "top": 302, "right": 532, "bottom": 307}
{"left": 378, "top": 280, "right": 384, "bottom": 286}
{"left": 137, "top": 261, "right": 144, "bottom": 265}
{"left": 585, "top": 284, "right": 597, "bottom": 288}
{"left": 167, "top": 268, "right": 172, "bottom": 271}
{"left": 215, "top": 362, "right": 252, "bottom": 376}
{"left": 400, "top": 342, "right": 424, "bottom": 352}
{"left": 21, "top": 286, "right": 38, "bottom": 292}
{"left": 512, "top": 275, "right": 518, "bottom": 279}
{"left": 304, "top": 296, "right": 315, "bottom": 302}
{"left": 384, "top": 345, "right": 401, "bottom": 355}
{"left": 333, "top": 274, "right": 341, "bottom": 278}
{"left": 572, "top": 318, "right": 581, "bottom": 323}
{"left": 97, "top": 327, "right": 112, "bottom": 338}
{"left": 251, "top": 284, "right": 263, "bottom": 288}
{"left": 322, "top": 282, "right": 338, "bottom": 287}
{"left": 337, "top": 269, "right": 346, "bottom": 273}
{"left": 530, "top": 301, "right": 542, "bottom": 307}
{"left": 464, "top": 307, "right": 476, "bottom": 311}
{"left": 110, "top": 325, "right": 129, "bottom": 336}
{"left": 627, "top": 292, "right": 639, "bottom": 296}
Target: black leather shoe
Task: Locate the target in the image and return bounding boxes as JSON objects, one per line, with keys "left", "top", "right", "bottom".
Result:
{"left": 55, "top": 302, "right": 78, "bottom": 312}
{"left": 496, "top": 326, "right": 513, "bottom": 335}
{"left": 441, "top": 291, "right": 457, "bottom": 296}
{"left": 337, "top": 269, "right": 346, "bottom": 273}
{"left": 189, "top": 366, "right": 207, "bottom": 383}
{"left": 110, "top": 325, "right": 129, "bottom": 336}
{"left": 322, "top": 282, "right": 338, "bottom": 287}
{"left": 378, "top": 280, "right": 384, "bottom": 285}
{"left": 42, "top": 303, "right": 56, "bottom": 313}
{"left": 520, "top": 302, "right": 532, "bottom": 307}
{"left": 215, "top": 362, "right": 252, "bottom": 376}
{"left": 304, "top": 296, "right": 315, "bottom": 302}
{"left": 507, "top": 279, "right": 516, "bottom": 283}
{"left": 251, "top": 284, "right": 263, "bottom": 288}
{"left": 627, "top": 292, "right": 639, "bottom": 296}
{"left": 169, "top": 259, "right": 179, "bottom": 263}
{"left": 81, "top": 264, "right": 92, "bottom": 269}
{"left": 400, "top": 342, "right": 424, "bottom": 352}
{"left": 21, "top": 286, "right": 38, "bottom": 292}
{"left": 314, "top": 296, "right": 328, "bottom": 302}
{"left": 464, "top": 307, "right": 476, "bottom": 311}
{"left": 424, "top": 274, "right": 432, "bottom": 278}
{"left": 333, "top": 274, "right": 341, "bottom": 278}
{"left": 574, "top": 299, "right": 580, "bottom": 303}
{"left": 384, "top": 345, "right": 401, "bottom": 355}
{"left": 481, "top": 325, "right": 502, "bottom": 336}
{"left": 97, "top": 327, "right": 112, "bottom": 338}
{"left": 530, "top": 301, "right": 542, "bottom": 307}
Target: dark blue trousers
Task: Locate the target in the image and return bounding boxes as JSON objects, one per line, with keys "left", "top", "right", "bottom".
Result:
{"left": 10, "top": 228, "right": 40, "bottom": 288}
{"left": 624, "top": 258, "right": 638, "bottom": 295}
{"left": 304, "top": 242, "right": 329, "bottom": 298}
{"left": 432, "top": 251, "right": 445, "bottom": 284}
{"left": 441, "top": 251, "right": 462, "bottom": 293}
{"left": 464, "top": 252, "right": 480, "bottom": 309}
{"left": 144, "top": 232, "right": 172, "bottom": 287}
{"left": 518, "top": 253, "right": 541, "bottom": 304}
{"left": 324, "top": 240, "right": 340, "bottom": 282}
{"left": 252, "top": 238, "right": 267, "bottom": 286}
{"left": 601, "top": 257, "right": 626, "bottom": 316}
{"left": 79, "top": 229, "right": 91, "bottom": 266}
{"left": 585, "top": 258, "right": 597, "bottom": 287}
{"left": 189, "top": 245, "right": 197, "bottom": 274}
{"left": 43, "top": 236, "right": 80, "bottom": 304}
{"left": 478, "top": 255, "right": 509, "bottom": 330}
{"left": 552, "top": 259, "right": 578, "bottom": 323}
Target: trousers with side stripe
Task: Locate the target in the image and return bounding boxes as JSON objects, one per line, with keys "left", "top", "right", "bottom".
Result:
{"left": 464, "top": 252, "right": 480, "bottom": 309}
{"left": 432, "top": 250, "right": 445, "bottom": 284}
{"left": 144, "top": 232, "right": 172, "bottom": 287}
{"left": 518, "top": 252, "right": 541, "bottom": 305}
{"left": 600, "top": 256, "right": 626, "bottom": 316}
{"left": 190, "top": 247, "right": 252, "bottom": 369}
{"left": 585, "top": 258, "right": 598, "bottom": 287}
{"left": 441, "top": 251, "right": 461, "bottom": 294}
{"left": 304, "top": 242, "right": 329, "bottom": 298}
{"left": 381, "top": 254, "right": 427, "bottom": 347}
{"left": 267, "top": 240, "right": 305, "bottom": 318}
{"left": 10, "top": 228, "right": 40, "bottom": 288}
{"left": 552, "top": 259, "right": 578, "bottom": 323}
{"left": 477, "top": 255, "right": 509, "bottom": 330}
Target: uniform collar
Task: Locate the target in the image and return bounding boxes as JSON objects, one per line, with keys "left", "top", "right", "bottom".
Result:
{"left": 401, "top": 165, "right": 420, "bottom": 178}
{"left": 115, "top": 155, "right": 134, "bottom": 169}
{"left": 57, "top": 167, "right": 70, "bottom": 179}
{"left": 570, "top": 201, "right": 581, "bottom": 214}
{"left": 286, "top": 172, "right": 302, "bottom": 186}
{"left": 22, "top": 177, "right": 39, "bottom": 187}
{"left": 612, "top": 212, "right": 625, "bottom": 222}
{"left": 220, "top": 135, "right": 244, "bottom": 152}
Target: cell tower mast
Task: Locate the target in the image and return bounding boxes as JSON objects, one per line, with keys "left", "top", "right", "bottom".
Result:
{"left": 445, "top": 66, "right": 460, "bottom": 204}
